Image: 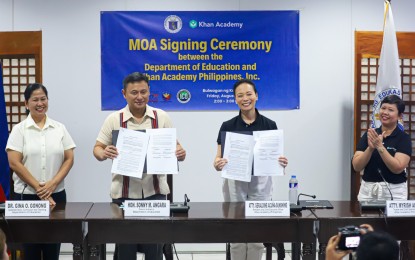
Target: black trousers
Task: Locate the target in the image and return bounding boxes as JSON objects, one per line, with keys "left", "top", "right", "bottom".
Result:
{"left": 13, "top": 190, "right": 66, "bottom": 260}
{"left": 112, "top": 194, "right": 166, "bottom": 260}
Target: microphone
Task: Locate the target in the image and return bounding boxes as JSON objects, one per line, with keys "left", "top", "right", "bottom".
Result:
{"left": 297, "top": 193, "right": 316, "bottom": 206}
{"left": 184, "top": 194, "right": 190, "bottom": 206}
{"left": 377, "top": 168, "right": 394, "bottom": 200}
{"left": 21, "top": 184, "right": 28, "bottom": 200}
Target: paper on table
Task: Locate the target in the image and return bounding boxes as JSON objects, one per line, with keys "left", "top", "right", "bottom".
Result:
{"left": 111, "top": 128, "right": 149, "bottom": 178}
{"left": 253, "top": 130, "right": 284, "bottom": 176}
{"left": 146, "top": 128, "right": 178, "bottom": 174}
{"left": 221, "top": 132, "right": 254, "bottom": 182}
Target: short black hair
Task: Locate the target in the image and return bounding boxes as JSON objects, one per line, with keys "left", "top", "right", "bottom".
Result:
{"left": 380, "top": 95, "right": 405, "bottom": 115}
{"left": 233, "top": 79, "right": 257, "bottom": 94}
{"left": 24, "top": 83, "right": 48, "bottom": 101}
{"left": 356, "top": 231, "right": 399, "bottom": 260}
{"left": 24, "top": 83, "right": 48, "bottom": 115}
{"left": 122, "top": 72, "right": 149, "bottom": 90}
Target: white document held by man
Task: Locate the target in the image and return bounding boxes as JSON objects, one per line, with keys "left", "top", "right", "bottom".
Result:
{"left": 146, "top": 128, "right": 178, "bottom": 174}
{"left": 111, "top": 128, "right": 149, "bottom": 178}
{"left": 222, "top": 132, "right": 254, "bottom": 182}
{"left": 253, "top": 130, "right": 284, "bottom": 176}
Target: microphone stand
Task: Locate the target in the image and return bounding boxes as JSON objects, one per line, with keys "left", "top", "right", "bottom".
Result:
{"left": 184, "top": 194, "right": 190, "bottom": 206}
{"left": 377, "top": 169, "right": 394, "bottom": 200}
{"left": 297, "top": 193, "right": 316, "bottom": 205}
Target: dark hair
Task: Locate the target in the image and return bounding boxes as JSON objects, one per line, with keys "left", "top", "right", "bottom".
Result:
{"left": 24, "top": 83, "right": 48, "bottom": 101}
{"left": 356, "top": 231, "right": 399, "bottom": 260}
{"left": 122, "top": 72, "right": 149, "bottom": 90}
{"left": 380, "top": 95, "right": 405, "bottom": 115}
{"left": 24, "top": 83, "right": 48, "bottom": 115}
{"left": 0, "top": 228, "right": 6, "bottom": 259}
{"left": 233, "top": 79, "right": 257, "bottom": 94}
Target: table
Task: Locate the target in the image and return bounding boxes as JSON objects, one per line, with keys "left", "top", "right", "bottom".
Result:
{"left": 314, "top": 201, "right": 415, "bottom": 259}
{"left": 0, "top": 202, "right": 93, "bottom": 260}
{"left": 86, "top": 202, "right": 317, "bottom": 260}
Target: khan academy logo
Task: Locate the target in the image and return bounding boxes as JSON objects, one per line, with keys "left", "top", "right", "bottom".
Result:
{"left": 164, "top": 15, "right": 182, "bottom": 33}
{"left": 189, "top": 20, "right": 198, "bottom": 29}
{"left": 177, "top": 89, "right": 191, "bottom": 104}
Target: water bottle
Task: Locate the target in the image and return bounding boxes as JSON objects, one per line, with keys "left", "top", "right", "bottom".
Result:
{"left": 289, "top": 175, "right": 298, "bottom": 205}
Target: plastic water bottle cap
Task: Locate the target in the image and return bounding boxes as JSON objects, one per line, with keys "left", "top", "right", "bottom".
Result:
{"left": 291, "top": 175, "right": 296, "bottom": 178}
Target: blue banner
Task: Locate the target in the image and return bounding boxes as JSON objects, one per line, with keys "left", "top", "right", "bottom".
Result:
{"left": 101, "top": 11, "right": 299, "bottom": 111}
{"left": 0, "top": 63, "right": 10, "bottom": 198}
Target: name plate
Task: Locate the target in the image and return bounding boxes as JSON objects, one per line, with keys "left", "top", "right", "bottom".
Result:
{"left": 124, "top": 200, "right": 170, "bottom": 217}
{"left": 245, "top": 201, "right": 290, "bottom": 217}
{"left": 5, "top": 201, "right": 50, "bottom": 217}
{"left": 386, "top": 200, "right": 415, "bottom": 217}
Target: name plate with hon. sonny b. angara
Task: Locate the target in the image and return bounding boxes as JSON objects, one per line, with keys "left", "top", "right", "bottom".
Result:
{"left": 245, "top": 201, "right": 290, "bottom": 217}
{"left": 386, "top": 200, "right": 415, "bottom": 217}
{"left": 5, "top": 201, "right": 50, "bottom": 217}
{"left": 124, "top": 200, "right": 170, "bottom": 217}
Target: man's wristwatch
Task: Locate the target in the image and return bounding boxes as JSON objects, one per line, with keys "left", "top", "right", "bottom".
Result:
{"left": 378, "top": 147, "right": 385, "bottom": 154}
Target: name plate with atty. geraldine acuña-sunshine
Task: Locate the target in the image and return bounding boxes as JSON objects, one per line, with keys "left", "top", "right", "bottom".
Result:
{"left": 124, "top": 200, "right": 170, "bottom": 217}
{"left": 5, "top": 201, "right": 50, "bottom": 217}
{"left": 386, "top": 200, "right": 415, "bottom": 217}
{"left": 245, "top": 201, "right": 290, "bottom": 217}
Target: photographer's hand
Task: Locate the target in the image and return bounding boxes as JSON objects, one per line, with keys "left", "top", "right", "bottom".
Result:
{"left": 359, "top": 224, "right": 374, "bottom": 235}
{"left": 326, "top": 234, "right": 352, "bottom": 260}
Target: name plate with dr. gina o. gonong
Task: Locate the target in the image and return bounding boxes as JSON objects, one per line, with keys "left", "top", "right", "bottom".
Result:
{"left": 124, "top": 200, "right": 170, "bottom": 217}
{"left": 5, "top": 201, "right": 50, "bottom": 217}
{"left": 245, "top": 201, "right": 290, "bottom": 217}
{"left": 386, "top": 200, "right": 415, "bottom": 217}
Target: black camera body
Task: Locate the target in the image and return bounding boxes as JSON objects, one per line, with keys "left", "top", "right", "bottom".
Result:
{"left": 337, "top": 225, "right": 363, "bottom": 251}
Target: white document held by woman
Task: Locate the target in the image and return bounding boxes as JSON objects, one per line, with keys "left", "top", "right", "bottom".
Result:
{"left": 222, "top": 132, "right": 254, "bottom": 182}
{"left": 111, "top": 128, "right": 149, "bottom": 178}
{"left": 253, "top": 130, "right": 284, "bottom": 176}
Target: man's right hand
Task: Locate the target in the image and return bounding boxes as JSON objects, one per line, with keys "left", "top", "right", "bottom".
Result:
{"left": 103, "top": 145, "right": 118, "bottom": 160}
{"left": 94, "top": 141, "right": 118, "bottom": 161}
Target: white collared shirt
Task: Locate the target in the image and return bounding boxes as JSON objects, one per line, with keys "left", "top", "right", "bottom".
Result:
{"left": 96, "top": 105, "right": 173, "bottom": 199}
{"left": 6, "top": 114, "right": 76, "bottom": 194}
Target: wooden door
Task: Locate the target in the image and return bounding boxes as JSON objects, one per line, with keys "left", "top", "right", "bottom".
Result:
{"left": 0, "top": 31, "right": 42, "bottom": 133}
{"left": 0, "top": 31, "right": 42, "bottom": 200}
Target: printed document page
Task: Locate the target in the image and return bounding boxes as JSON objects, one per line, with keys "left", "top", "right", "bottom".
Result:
{"left": 222, "top": 132, "right": 254, "bottom": 182}
{"left": 111, "top": 128, "right": 149, "bottom": 178}
{"left": 253, "top": 130, "right": 284, "bottom": 176}
{"left": 146, "top": 128, "right": 178, "bottom": 174}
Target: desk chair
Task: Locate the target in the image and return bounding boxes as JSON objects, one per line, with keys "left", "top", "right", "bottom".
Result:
{"left": 225, "top": 242, "right": 285, "bottom": 260}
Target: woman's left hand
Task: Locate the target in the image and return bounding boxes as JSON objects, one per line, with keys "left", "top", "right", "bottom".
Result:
{"left": 47, "top": 197, "right": 56, "bottom": 206}
{"left": 367, "top": 128, "right": 384, "bottom": 149}
{"left": 36, "top": 180, "right": 57, "bottom": 200}
{"left": 278, "top": 156, "right": 288, "bottom": 168}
